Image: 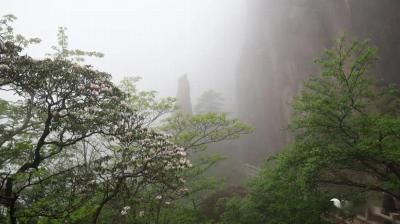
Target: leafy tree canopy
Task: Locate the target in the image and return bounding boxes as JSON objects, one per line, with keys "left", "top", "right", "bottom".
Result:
{"left": 0, "top": 15, "right": 191, "bottom": 224}
{"left": 222, "top": 36, "right": 400, "bottom": 223}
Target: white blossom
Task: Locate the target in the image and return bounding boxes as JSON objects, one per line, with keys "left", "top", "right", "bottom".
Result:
{"left": 89, "top": 106, "right": 98, "bottom": 112}
{"left": 179, "top": 159, "right": 187, "bottom": 165}
{"left": 180, "top": 188, "right": 189, "bottom": 193}
{"left": 144, "top": 138, "right": 151, "bottom": 143}
{"left": 121, "top": 101, "right": 129, "bottom": 107}
{"left": 178, "top": 151, "right": 187, "bottom": 157}
{"left": 0, "top": 64, "right": 10, "bottom": 70}
{"left": 121, "top": 205, "right": 131, "bottom": 215}
{"left": 59, "top": 109, "right": 67, "bottom": 116}
{"left": 90, "top": 83, "right": 100, "bottom": 89}
{"left": 139, "top": 210, "right": 145, "bottom": 217}
{"left": 73, "top": 64, "right": 85, "bottom": 69}
{"left": 102, "top": 87, "right": 113, "bottom": 93}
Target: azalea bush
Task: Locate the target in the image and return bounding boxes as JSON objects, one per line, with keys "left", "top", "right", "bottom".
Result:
{"left": 0, "top": 15, "right": 253, "bottom": 224}
{"left": 0, "top": 15, "right": 191, "bottom": 223}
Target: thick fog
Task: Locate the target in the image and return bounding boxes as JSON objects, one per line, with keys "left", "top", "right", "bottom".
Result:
{"left": 1, "top": 0, "right": 246, "bottom": 112}
{"left": 4, "top": 0, "right": 400, "bottom": 169}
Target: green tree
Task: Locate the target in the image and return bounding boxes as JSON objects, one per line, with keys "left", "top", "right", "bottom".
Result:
{"left": 47, "top": 26, "right": 104, "bottom": 61}
{"left": 288, "top": 36, "right": 400, "bottom": 200}
{"left": 194, "top": 90, "right": 224, "bottom": 114}
{"left": 221, "top": 153, "right": 331, "bottom": 224}
{"left": 222, "top": 36, "right": 400, "bottom": 223}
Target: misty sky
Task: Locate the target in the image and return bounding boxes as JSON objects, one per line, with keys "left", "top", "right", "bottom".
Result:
{"left": 1, "top": 0, "right": 247, "bottom": 111}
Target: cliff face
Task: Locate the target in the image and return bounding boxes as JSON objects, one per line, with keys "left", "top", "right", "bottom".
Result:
{"left": 348, "top": 0, "right": 400, "bottom": 84}
{"left": 237, "top": 0, "right": 400, "bottom": 165}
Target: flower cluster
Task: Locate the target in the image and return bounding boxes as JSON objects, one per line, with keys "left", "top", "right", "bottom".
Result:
{"left": 0, "top": 64, "right": 10, "bottom": 70}
{"left": 139, "top": 137, "right": 192, "bottom": 173}
{"left": 79, "top": 76, "right": 115, "bottom": 98}
{"left": 120, "top": 206, "right": 131, "bottom": 216}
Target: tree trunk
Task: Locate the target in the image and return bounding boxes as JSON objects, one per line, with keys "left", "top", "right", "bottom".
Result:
{"left": 5, "top": 177, "right": 17, "bottom": 224}
{"left": 9, "top": 203, "right": 17, "bottom": 224}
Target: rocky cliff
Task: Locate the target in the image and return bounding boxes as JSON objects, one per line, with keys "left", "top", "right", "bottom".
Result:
{"left": 176, "top": 74, "right": 193, "bottom": 114}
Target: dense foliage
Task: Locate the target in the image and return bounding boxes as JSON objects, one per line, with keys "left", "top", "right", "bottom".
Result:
{"left": 221, "top": 36, "right": 400, "bottom": 223}
{"left": 289, "top": 36, "right": 400, "bottom": 199}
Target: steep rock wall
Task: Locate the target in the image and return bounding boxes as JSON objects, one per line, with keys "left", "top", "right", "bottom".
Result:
{"left": 176, "top": 75, "right": 193, "bottom": 114}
